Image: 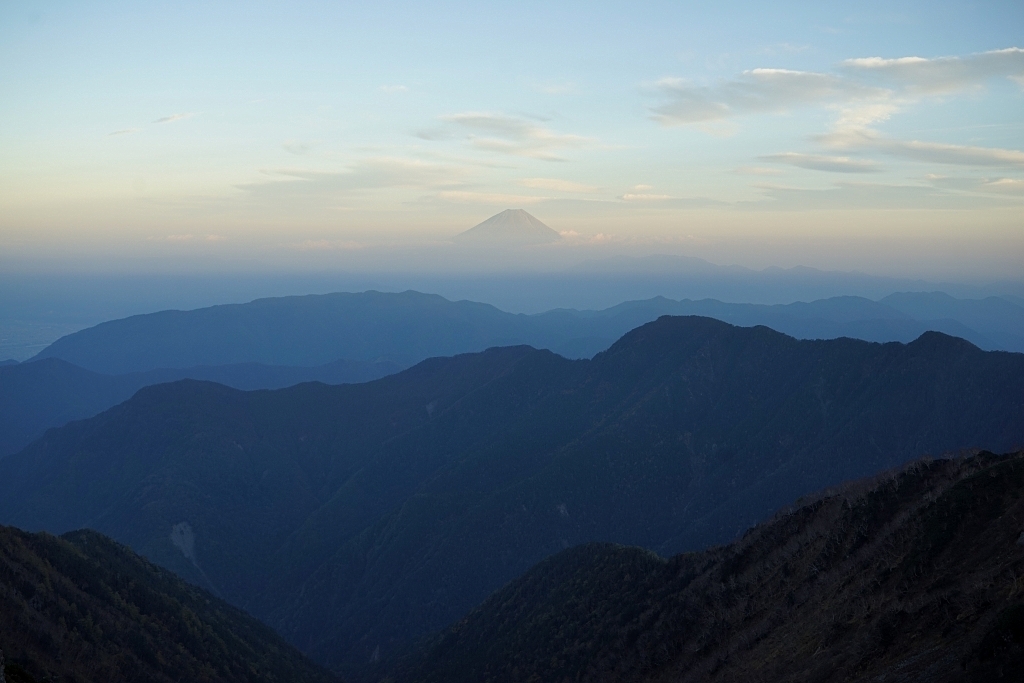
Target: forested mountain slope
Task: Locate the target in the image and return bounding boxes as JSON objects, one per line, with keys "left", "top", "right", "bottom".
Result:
{"left": 397, "top": 451, "right": 1024, "bottom": 683}
{"left": 0, "top": 525, "right": 339, "bottom": 683}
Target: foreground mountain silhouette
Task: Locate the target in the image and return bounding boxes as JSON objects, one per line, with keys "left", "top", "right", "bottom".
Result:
{"left": 3, "top": 316, "right": 1024, "bottom": 676}
{"left": 396, "top": 451, "right": 1024, "bottom": 683}
{"left": 452, "top": 209, "right": 561, "bottom": 244}
{"left": 0, "top": 525, "right": 338, "bottom": 683}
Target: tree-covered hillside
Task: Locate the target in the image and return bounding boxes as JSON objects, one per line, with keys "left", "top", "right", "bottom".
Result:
{"left": 0, "top": 525, "right": 339, "bottom": 683}
{"left": 398, "top": 451, "right": 1024, "bottom": 683}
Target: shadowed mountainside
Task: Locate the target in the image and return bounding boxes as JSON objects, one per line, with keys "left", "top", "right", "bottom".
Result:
{"left": 0, "top": 357, "right": 399, "bottom": 458}
{"left": 3, "top": 316, "right": 1024, "bottom": 676}
{"left": 0, "top": 525, "right": 339, "bottom": 683}
{"left": 396, "top": 451, "right": 1024, "bottom": 683}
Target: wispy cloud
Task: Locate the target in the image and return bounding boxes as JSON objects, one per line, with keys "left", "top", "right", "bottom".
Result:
{"left": 154, "top": 112, "right": 195, "bottom": 124}
{"left": 734, "top": 166, "right": 784, "bottom": 175}
{"left": 653, "top": 47, "right": 1024, "bottom": 175}
{"left": 519, "top": 178, "right": 598, "bottom": 193}
{"left": 841, "top": 47, "right": 1024, "bottom": 95}
{"left": 437, "top": 190, "right": 547, "bottom": 204}
{"left": 752, "top": 181, "right": 1008, "bottom": 210}
{"left": 238, "top": 157, "right": 466, "bottom": 200}
{"left": 822, "top": 129, "right": 1024, "bottom": 167}
{"left": 878, "top": 139, "right": 1024, "bottom": 167}
{"left": 283, "top": 140, "right": 312, "bottom": 155}
{"left": 291, "top": 239, "right": 365, "bottom": 251}
{"left": 926, "top": 174, "right": 1024, "bottom": 195}
{"left": 760, "top": 152, "right": 881, "bottom": 173}
{"left": 421, "top": 112, "right": 593, "bottom": 161}
{"left": 379, "top": 85, "right": 409, "bottom": 93}
{"left": 150, "top": 233, "right": 226, "bottom": 242}
{"left": 651, "top": 69, "right": 877, "bottom": 125}
{"left": 621, "top": 193, "right": 673, "bottom": 201}
{"left": 651, "top": 48, "right": 1023, "bottom": 126}
{"left": 108, "top": 128, "right": 140, "bottom": 136}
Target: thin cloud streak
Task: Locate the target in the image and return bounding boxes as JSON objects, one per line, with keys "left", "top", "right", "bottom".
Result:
{"left": 734, "top": 166, "right": 784, "bottom": 175}
{"left": 651, "top": 69, "right": 880, "bottom": 125}
{"left": 842, "top": 47, "right": 1024, "bottom": 94}
{"left": 425, "top": 112, "right": 593, "bottom": 161}
{"left": 823, "top": 130, "right": 1024, "bottom": 167}
{"left": 761, "top": 152, "right": 881, "bottom": 173}
{"left": 437, "top": 190, "right": 548, "bottom": 204}
{"left": 154, "top": 113, "right": 195, "bottom": 124}
{"left": 927, "top": 175, "right": 1024, "bottom": 195}
{"left": 520, "top": 178, "right": 599, "bottom": 193}
{"left": 652, "top": 47, "right": 1023, "bottom": 126}
{"left": 238, "top": 157, "right": 468, "bottom": 202}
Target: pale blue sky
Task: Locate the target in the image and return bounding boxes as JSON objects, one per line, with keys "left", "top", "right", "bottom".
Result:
{"left": 1, "top": 1, "right": 1022, "bottom": 276}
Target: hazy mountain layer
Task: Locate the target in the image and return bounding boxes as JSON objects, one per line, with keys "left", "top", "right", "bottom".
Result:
{"left": 0, "top": 357, "right": 399, "bottom": 458}
{"left": 0, "top": 525, "right": 339, "bottom": 683}
{"left": 396, "top": 451, "right": 1024, "bottom": 683}
{"left": 30, "top": 290, "right": 1024, "bottom": 376}
{"left": 3, "top": 316, "right": 1024, "bottom": 675}
{"left": 881, "top": 291, "right": 1024, "bottom": 352}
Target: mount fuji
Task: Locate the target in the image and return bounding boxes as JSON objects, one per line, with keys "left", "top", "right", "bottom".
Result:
{"left": 453, "top": 209, "right": 561, "bottom": 244}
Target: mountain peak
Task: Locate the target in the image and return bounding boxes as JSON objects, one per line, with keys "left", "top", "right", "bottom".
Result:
{"left": 453, "top": 209, "right": 561, "bottom": 244}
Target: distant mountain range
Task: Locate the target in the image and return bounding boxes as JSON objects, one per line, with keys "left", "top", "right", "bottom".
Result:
{"left": 0, "top": 525, "right": 338, "bottom": 683}
{"left": 2, "top": 316, "right": 1023, "bottom": 677}
{"left": 393, "top": 451, "right": 1024, "bottom": 683}
{"left": 3, "top": 288, "right": 1021, "bottom": 458}
{"left": 30, "top": 290, "right": 1024, "bottom": 376}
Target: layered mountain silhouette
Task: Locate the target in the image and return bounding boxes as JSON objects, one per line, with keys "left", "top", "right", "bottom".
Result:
{"left": 395, "top": 451, "right": 1024, "bottom": 683}
{"left": 0, "top": 356, "right": 399, "bottom": 458}
{"left": 32, "top": 290, "right": 1024, "bottom": 376}
{"left": 10, "top": 289, "right": 1022, "bottom": 459}
{"left": 3, "top": 316, "right": 1023, "bottom": 676}
{"left": 452, "top": 209, "right": 561, "bottom": 244}
{"left": 0, "top": 525, "right": 338, "bottom": 683}
{"left": 8, "top": 289, "right": 1022, "bottom": 458}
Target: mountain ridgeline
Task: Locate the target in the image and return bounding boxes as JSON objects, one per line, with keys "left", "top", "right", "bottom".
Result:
{"left": 0, "top": 525, "right": 338, "bottom": 683}
{"left": 0, "top": 357, "right": 399, "bottom": 458}
{"left": 9, "top": 289, "right": 1022, "bottom": 459}
{"left": 396, "top": 451, "right": 1024, "bottom": 683}
{"left": 2, "top": 316, "right": 1024, "bottom": 676}
{"left": 30, "top": 289, "right": 1024, "bottom": 375}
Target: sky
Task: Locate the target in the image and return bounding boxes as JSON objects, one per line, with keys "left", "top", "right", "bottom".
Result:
{"left": 1, "top": 0, "right": 1023, "bottom": 278}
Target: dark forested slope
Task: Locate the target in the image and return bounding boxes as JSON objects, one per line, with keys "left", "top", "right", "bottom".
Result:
{"left": 3, "top": 316, "right": 1024, "bottom": 675}
{"left": 0, "top": 525, "right": 339, "bottom": 683}
{"left": 0, "top": 357, "right": 399, "bottom": 458}
{"left": 398, "top": 451, "right": 1024, "bottom": 683}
